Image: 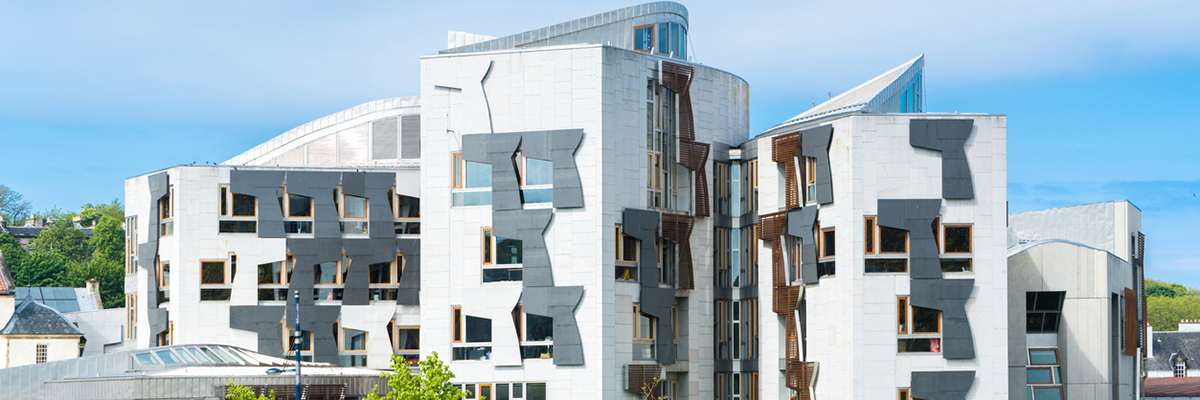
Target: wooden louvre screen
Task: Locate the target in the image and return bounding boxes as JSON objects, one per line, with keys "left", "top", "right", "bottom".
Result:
{"left": 772, "top": 133, "right": 800, "bottom": 209}
{"left": 627, "top": 364, "right": 663, "bottom": 398}
{"left": 1125, "top": 287, "right": 1137, "bottom": 356}
{"left": 247, "top": 385, "right": 347, "bottom": 400}
{"left": 662, "top": 212, "right": 696, "bottom": 290}
{"left": 785, "top": 360, "right": 817, "bottom": 400}
{"left": 661, "top": 61, "right": 711, "bottom": 217}
{"left": 759, "top": 211, "right": 807, "bottom": 391}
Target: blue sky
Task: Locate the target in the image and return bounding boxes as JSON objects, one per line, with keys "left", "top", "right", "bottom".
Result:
{"left": 1, "top": 1, "right": 1198, "bottom": 283}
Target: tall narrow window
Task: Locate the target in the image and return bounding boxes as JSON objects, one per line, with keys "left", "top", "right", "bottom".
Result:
{"left": 36, "top": 344, "right": 48, "bottom": 363}
{"left": 453, "top": 153, "right": 463, "bottom": 189}
{"left": 633, "top": 303, "right": 656, "bottom": 359}
{"left": 864, "top": 217, "right": 875, "bottom": 254}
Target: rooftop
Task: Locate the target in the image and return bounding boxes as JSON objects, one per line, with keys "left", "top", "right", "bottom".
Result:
{"left": 0, "top": 295, "right": 84, "bottom": 336}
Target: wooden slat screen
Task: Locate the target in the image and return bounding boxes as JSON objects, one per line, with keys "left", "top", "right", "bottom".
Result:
{"left": 772, "top": 133, "right": 800, "bottom": 209}
{"left": 1125, "top": 287, "right": 1137, "bottom": 356}
{"left": 661, "top": 61, "right": 711, "bottom": 217}
{"left": 662, "top": 212, "right": 696, "bottom": 290}
{"left": 626, "top": 364, "right": 663, "bottom": 398}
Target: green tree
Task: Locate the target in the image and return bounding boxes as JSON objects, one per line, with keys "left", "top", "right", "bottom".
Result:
{"left": 78, "top": 199, "right": 123, "bottom": 228}
{"left": 0, "top": 232, "right": 29, "bottom": 269}
{"left": 1148, "top": 295, "right": 1200, "bottom": 331}
{"left": 0, "top": 185, "right": 32, "bottom": 225}
{"left": 367, "top": 352, "right": 468, "bottom": 400}
{"left": 11, "top": 250, "right": 67, "bottom": 287}
{"left": 89, "top": 216, "right": 124, "bottom": 264}
{"left": 63, "top": 257, "right": 124, "bottom": 308}
{"left": 1147, "top": 285, "right": 1177, "bottom": 298}
{"left": 30, "top": 218, "right": 91, "bottom": 264}
{"left": 226, "top": 382, "right": 275, "bottom": 400}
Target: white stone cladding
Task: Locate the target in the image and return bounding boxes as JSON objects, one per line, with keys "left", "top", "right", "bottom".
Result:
{"left": 420, "top": 44, "right": 748, "bottom": 399}
{"left": 753, "top": 114, "right": 1008, "bottom": 399}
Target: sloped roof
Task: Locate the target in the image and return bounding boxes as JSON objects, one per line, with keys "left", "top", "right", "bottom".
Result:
{"left": 15, "top": 287, "right": 98, "bottom": 313}
{"left": 0, "top": 295, "right": 84, "bottom": 336}
{"left": 1149, "top": 331, "right": 1200, "bottom": 371}
{"left": 762, "top": 55, "right": 924, "bottom": 136}
{"left": 1145, "top": 377, "right": 1200, "bottom": 397}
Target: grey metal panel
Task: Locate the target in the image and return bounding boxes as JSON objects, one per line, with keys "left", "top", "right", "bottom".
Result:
{"left": 877, "top": 199, "right": 942, "bottom": 279}
{"left": 147, "top": 307, "right": 168, "bottom": 338}
{"left": 800, "top": 125, "right": 834, "bottom": 204}
{"left": 138, "top": 172, "right": 168, "bottom": 312}
{"left": 229, "top": 306, "right": 286, "bottom": 357}
{"left": 521, "top": 286, "right": 585, "bottom": 365}
{"left": 911, "top": 278, "right": 976, "bottom": 359}
{"left": 396, "top": 238, "right": 420, "bottom": 305}
{"left": 400, "top": 115, "right": 421, "bottom": 159}
{"left": 365, "top": 172, "right": 396, "bottom": 240}
{"left": 496, "top": 209, "right": 553, "bottom": 288}
{"left": 642, "top": 286, "right": 676, "bottom": 365}
{"left": 283, "top": 171, "right": 341, "bottom": 239}
{"left": 285, "top": 238, "right": 342, "bottom": 306}
{"left": 461, "top": 133, "right": 489, "bottom": 163}
{"left": 549, "top": 129, "right": 585, "bottom": 209}
{"left": 372, "top": 117, "right": 398, "bottom": 160}
{"left": 620, "top": 208, "right": 676, "bottom": 364}
{"left": 284, "top": 305, "right": 342, "bottom": 364}
{"left": 711, "top": 141, "right": 731, "bottom": 163}
{"left": 911, "top": 370, "right": 975, "bottom": 400}
{"left": 739, "top": 138, "right": 758, "bottom": 161}
{"left": 786, "top": 207, "right": 818, "bottom": 284}
{"left": 909, "top": 119, "right": 975, "bottom": 200}
{"left": 488, "top": 133, "right": 523, "bottom": 212}
{"left": 341, "top": 239, "right": 395, "bottom": 306}
{"left": 340, "top": 171, "right": 366, "bottom": 199}
{"left": 230, "top": 170, "right": 286, "bottom": 239}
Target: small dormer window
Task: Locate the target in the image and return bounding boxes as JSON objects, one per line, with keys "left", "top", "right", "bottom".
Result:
{"left": 1176, "top": 359, "right": 1187, "bottom": 377}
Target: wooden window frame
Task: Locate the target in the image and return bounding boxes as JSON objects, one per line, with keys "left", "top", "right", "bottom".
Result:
{"left": 341, "top": 193, "right": 369, "bottom": 219}
{"left": 229, "top": 191, "right": 258, "bottom": 218}
{"left": 1028, "top": 348, "right": 1060, "bottom": 365}
{"left": 219, "top": 185, "right": 229, "bottom": 216}
{"left": 1029, "top": 385, "right": 1064, "bottom": 400}
{"left": 284, "top": 190, "right": 315, "bottom": 219}
{"left": 865, "top": 217, "right": 876, "bottom": 254}
{"left": 200, "top": 260, "right": 227, "bottom": 285}
{"left": 898, "top": 296, "right": 942, "bottom": 335}
{"left": 943, "top": 225, "right": 973, "bottom": 254}
{"left": 513, "top": 305, "right": 524, "bottom": 342}
{"left": 453, "top": 307, "right": 463, "bottom": 343}
{"left": 820, "top": 227, "right": 836, "bottom": 259}
{"left": 341, "top": 324, "right": 368, "bottom": 353}
{"left": 899, "top": 388, "right": 909, "bottom": 400}
{"left": 483, "top": 228, "right": 494, "bottom": 265}
{"left": 633, "top": 24, "right": 655, "bottom": 53}
{"left": 312, "top": 259, "right": 341, "bottom": 286}
{"left": 157, "top": 260, "right": 170, "bottom": 289}
{"left": 878, "top": 225, "right": 909, "bottom": 255}
{"left": 1026, "top": 367, "right": 1055, "bottom": 384}
{"left": 453, "top": 152, "right": 464, "bottom": 189}
{"left": 394, "top": 326, "right": 420, "bottom": 353}
{"left": 282, "top": 324, "right": 313, "bottom": 353}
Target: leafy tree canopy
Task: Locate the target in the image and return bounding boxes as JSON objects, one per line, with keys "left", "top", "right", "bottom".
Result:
{"left": 78, "top": 199, "right": 123, "bottom": 228}
{"left": 367, "top": 352, "right": 467, "bottom": 400}
{"left": 30, "top": 219, "right": 91, "bottom": 264}
{"left": 1147, "top": 285, "right": 1177, "bottom": 298}
{"left": 1149, "top": 295, "right": 1200, "bottom": 332}
{"left": 0, "top": 185, "right": 32, "bottom": 225}
{"left": 12, "top": 250, "right": 67, "bottom": 287}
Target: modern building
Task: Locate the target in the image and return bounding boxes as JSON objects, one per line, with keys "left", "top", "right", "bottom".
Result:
{"left": 1007, "top": 201, "right": 1146, "bottom": 399}
{"left": 112, "top": 2, "right": 1146, "bottom": 400}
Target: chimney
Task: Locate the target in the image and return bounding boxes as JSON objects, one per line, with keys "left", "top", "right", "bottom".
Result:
{"left": 86, "top": 279, "right": 102, "bottom": 309}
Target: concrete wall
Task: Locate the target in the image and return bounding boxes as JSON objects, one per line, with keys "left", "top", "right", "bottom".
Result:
{"left": 66, "top": 308, "right": 127, "bottom": 356}
{"left": 1008, "top": 240, "right": 1137, "bottom": 399}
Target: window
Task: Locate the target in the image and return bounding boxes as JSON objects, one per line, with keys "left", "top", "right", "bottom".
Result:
{"left": 1026, "top": 292, "right": 1065, "bottom": 333}
{"left": 732, "top": 300, "right": 741, "bottom": 360}
{"left": 201, "top": 261, "right": 226, "bottom": 284}
{"left": 513, "top": 306, "right": 553, "bottom": 359}
{"left": 219, "top": 187, "right": 257, "bottom": 233}
{"left": 157, "top": 260, "right": 170, "bottom": 303}
{"left": 482, "top": 228, "right": 523, "bottom": 283}
{"left": 865, "top": 217, "right": 909, "bottom": 273}
{"left": 392, "top": 190, "right": 421, "bottom": 234}
{"left": 452, "top": 152, "right": 493, "bottom": 206}
{"left": 615, "top": 225, "right": 639, "bottom": 281}
{"left": 820, "top": 228, "right": 835, "bottom": 258}
{"left": 126, "top": 293, "right": 137, "bottom": 339}
{"left": 634, "top": 24, "right": 654, "bottom": 52}
{"left": 897, "top": 297, "right": 941, "bottom": 353}
{"left": 158, "top": 189, "right": 174, "bottom": 236}
{"left": 899, "top": 388, "right": 909, "bottom": 400}
{"left": 342, "top": 194, "right": 367, "bottom": 218}
{"left": 283, "top": 324, "right": 313, "bottom": 359}
{"left": 1027, "top": 348, "right": 1062, "bottom": 399}
{"left": 1176, "top": 360, "right": 1187, "bottom": 377}
{"left": 201, "top": 257, "right": 235, "bottom": 301}
{"left": 391, "top": 323, "right": 420, "bottom": 363}
{"left": 515, "top": 152, "right": 553, "bottom": 204}
{"left": 940, "top": 224, "right": 973, "bottom": 272}
{"left": 452, "top": 308, "right": 493, "bottom": 361}
{"left": 367, "top": 255, "right": 402, "bottom": 300}
{"left": 647, "top": 81, "right": 679, "bottom": 210}
{"left": 282, "top": 189, "right": 314, "bottom": 234}
{"left": 256, "top": 261, "right": 290, "bottom": 301}
{"left": 36, "top": 343, "right": 47, "bottom": 363}
{"left": 633, "top": 303, "right": 656, "bottom": 359}
{"left": 232, "top": 193, "right": 256, "bottom": 216}
{"left": 339, "top": 326, "right": 368, "bottom": 367}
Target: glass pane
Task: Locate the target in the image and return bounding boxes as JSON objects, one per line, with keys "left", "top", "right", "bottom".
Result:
{"left": 635, "top": 25, "right": 653, "bottom": 51}
{"left": 639, "top": 314, "right": 654, "bottom": 339}
{"left": 526, "top": 313, "right": 553, "bottom": 342}
{"left": 338, "top": 354, "right": 368, "bottom": 367}
{"left": 201, "top": 262, "right": 225, "bottom": 284}
{"left": 865, "top": 258, "right": 907, "bottom": 273}
{"left": 344, "top": 195, "right": 367, "bottom": 218}
{"left": 189, "top": 348, "right": 213, "bottom": 362}
{"left": 879, "top": 227, "right": 907, "bottom": 253}
{"left": 258, "top": 262, "right": 282, "bottom": 284}
{"left": 202, "top": 347, "right": 228, "bottom": 363}
{"left": 397, "top": 195, "right": 420, "bottom": 218}
{"left": 175, "top": 348, "right": 196, "bottom": 363}
{"left": 369, "top": 262, "right": 392, "bottom": 284}
{"left": 671, "top": 23, "right": 681, "bottom": 56}
{"left": 288, "top": 194, "right": 313, "bottom": 217}
{"left": 466, "top": 161, "right": 492, "bottom": 188}
{"left": 496, "top": 237, "right": 523, "bottom": 265}
{"left": 912, "top": 306, "right": 939, "bottom": 333}
{"left": 526, "top": 383, "right": 546, "bottom": 400}
{"left": 822, "top": 230, "right": 836, "bottom": 257}
{"left": 497, "top": 384, "right": 510, "bottom": 400}
{"left": 657, "top": 23, "right": 670, "bottom": 54}
{"left": 1026, "top": 312, "right": 1047, "bottom": 333}
{"left": 1033, "top": 387, "right": 1062, "bottom": 400}
{"left": 135, "top": 353, "right": 159, "bottom": 364}
{"left": 314, "top": 262, "right": 338, "bottom": 284}
{"left": 155, "top": 350, "right": 180, "bottom": 364}
{"left": 522, "top": 188, "right": 553, "bottom": 204}
{"left": 525, "top": 158, "right": 553, "bottom": 186}
{"left": 1030, "top": 349, "right": 1058, "bottom": 365}
{"left": 1034, "top": 292, "right": 1065, "bottom": 311}
{"left": 199, "top": 289, "right": 231, "bottom": 301}
{"left": 466, "top": 316, "right": 492, "bottom": 343}
{"left": 344, "top": 329, "right": 367, "bottom": 351}
{"left": 944, "top": 226, "right": 971, "bottom": 253}
{"left": 398, "top": 328, "right": 419, "bottom": 350}
{"left": 940, "top": 259, "right": 972, "bottom": 272}
{"left": 232, "top": 194, "right": 256, "bottom": 216}
{"left": 1027, "top": 368, "right": 1053, "bottom": 384}
{"left": 482, "top": 268, "right": 522, "bottom": 282}
{"left": 218, "top": 220, "right": 256, "bottom": 233}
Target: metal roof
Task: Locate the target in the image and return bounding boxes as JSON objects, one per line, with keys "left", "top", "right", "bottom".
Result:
{"left": 15, "top": 286, "right": 98, "bottom": 313}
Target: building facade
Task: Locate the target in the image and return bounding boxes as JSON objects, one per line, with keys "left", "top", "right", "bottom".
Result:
{"left": 113, "top": 2, "right": 1145, "bottom": 400}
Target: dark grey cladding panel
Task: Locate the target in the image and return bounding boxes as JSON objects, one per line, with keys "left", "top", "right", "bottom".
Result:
{"left": 284, "top": 171, "right": 341, "bottom": 239}
{"left": 495, "top": 209, "right": 553, "bottom": 288}
{"left": 396, "top": 239, "right": 420, "bottom": 305}
{"left": 800, "top": 125, "right": 834, "bottom": 204}
{"left": 911, "top": 370, "right": 975, "bottom": 400}
{"left": 549, "top": 129, "right": 585, "bottom": 209}
{"left": 461, "top": 134, "right": 489, "bottom": 163}
{"left": 641, "top": 287, "right": 676, "bottom": 365}
{"left": 910, "top": 119, "right": 975, "bottom": 200}
{"left": 621, "top": 209, "right": 661, "bottom": 290}
{"left": 521, "top": 286, "right": 585, "bottom": 365}
{"left": 786, "top": 207, "right": 818, "bottom": 284}
{"left": 739, "top": 138, "right": 758, "bottom": 161}
{"left": 341, "top": 239, "right": 396, "bottom": 306}
{"left": 148, "top": 308, "right": 168, "bottom": 337}
{"left": 286, "top": 238, "right": 343, "bottom": 306}
{"left": 877, "top": 199, "right": 943, "bottom": 279}
{"left": 284, "top": 305, "right": 342, "bottom": 364}
{"left": 365, "top": 172, "right": 396, "bottom": 240}
{"left": 340, "top": 172, "right": 366, "bottom": 198}
{"left": 911, "top": 278, "right": 976, "bottom": 359}
{"left": 230, "top": 170, "right": 286, "bottom": 239}
{"left": 488, "top": 133, "right": 523, "bottom": 212}
{"left": 139, "top": 172, "right": 168, "bottom": 309}
{"left": 711, "top": 141, "right": 731, "bottom": 163}
{"left": 230, "top": 306, "right": 286, "bottom": 357}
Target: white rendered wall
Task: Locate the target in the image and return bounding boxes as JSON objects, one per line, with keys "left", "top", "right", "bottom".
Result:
{"left": 1, "top": 336, "right": 80, "bottom": 367}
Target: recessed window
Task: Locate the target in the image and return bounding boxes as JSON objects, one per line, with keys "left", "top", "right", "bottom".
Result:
{"left": 343, "top": 194, "right": 367, "bottom": 218}
{"left": 232, "top": 194, "right": 256, "bottom": 217}
{"left": 820, "top": 228, "right": 835, "bottom": 258}
{"left": 287, "top": 194, "right": 313, "bottom": 217}
{"left": 634, "top": 24, "right": 654, "bottom": 52}
{"left": 879, "top": 227, "right": 907, "bottom": 254}
{"left": 633, "top": 303, "right": 656, "bottom": 359}
{"left": 201, "top": 261, "right": 226, "bottom": 284}
{"left": 314, "top": 261, "right": 339, "bottom": 285}
{"left": 36, "top": 344, "right": 47, "bottom": 363}
{"left": 943, "top": 225, "right": 972, "bottom": 253}
{"left": 897, "top": 297, "right": 941, "bottom": 354}
{"left": 343, "top": 328, "right": 367, "bottom": 351}
{"left": 1026, "top": 292, "right": 1065, "bottom": 333}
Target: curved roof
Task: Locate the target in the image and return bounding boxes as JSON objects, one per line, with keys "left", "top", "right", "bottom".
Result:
{"left": 1, "top": 296, "right": 84, "bottom": 336}
{"left": 1007, "top": 238, "right": 1107, "bottom": 258}
{"left": 760, "top": 55, "right": 924, "bottom": 137}
{"left": 224, "top": 96, "right": 420, "bottom": 166}
{"left": 441, "top": 2, "right": 688, "bottom": 58}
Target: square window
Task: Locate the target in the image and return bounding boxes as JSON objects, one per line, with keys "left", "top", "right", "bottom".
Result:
{"left": 288, "top": 194, "right": 313, "bottom": 217}
{"left": 943, "top": 226, "right": 972, "bottom": 253}
{"left": 232, "top": 194, "right": 256, "bottom": 217}
{"left": 201, "top": 261, "right": 225, "bottom": 284}
{"left": 879, "top": 226, "right": 907, "bottom": 254}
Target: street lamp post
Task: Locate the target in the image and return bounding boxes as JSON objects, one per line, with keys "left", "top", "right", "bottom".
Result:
{"left": 294, "top": 290, "right": 302, "bottom": 400}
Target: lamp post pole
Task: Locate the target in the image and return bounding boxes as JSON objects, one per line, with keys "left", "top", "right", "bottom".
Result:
{"left": 295, "top": 290, "right": 302, "bottom": 400}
